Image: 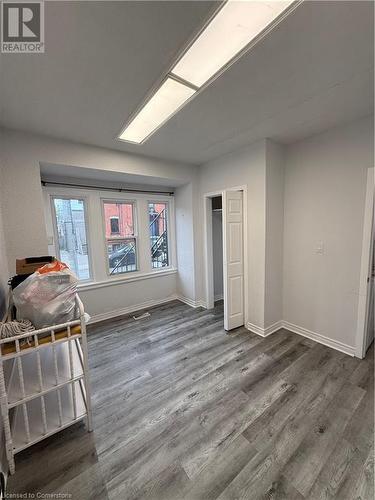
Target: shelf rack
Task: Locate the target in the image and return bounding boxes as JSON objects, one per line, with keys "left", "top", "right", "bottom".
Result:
{"left": 0, "top": 295, "right": 92, "bottom": 474}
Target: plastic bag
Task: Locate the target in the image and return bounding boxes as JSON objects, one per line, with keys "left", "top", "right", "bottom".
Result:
{"left": 12, "top": 261, "right": 79, "bottom": 329}
{"left": 38, "top": 260, "right": 70, "bottom": 274}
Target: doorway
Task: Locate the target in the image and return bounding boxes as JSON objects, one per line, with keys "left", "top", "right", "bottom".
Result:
{"left": 204, "top": 188, "right": 246, "bottom": 331}
{"left": 212, "top": 196, "right": 224, "bottom": 303}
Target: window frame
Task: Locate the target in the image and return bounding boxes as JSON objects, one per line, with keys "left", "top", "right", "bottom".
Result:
{"left": 101, "top": 198, "right": 139, "bottom": 277}
{"left": 44, "top": 187, "right": 176, "bottom": 286}
{"left": 148, "top": 200, "right": 171, "bottom": 270}
{"left": 50, "top": 194, "right": 93, "bottom": 283}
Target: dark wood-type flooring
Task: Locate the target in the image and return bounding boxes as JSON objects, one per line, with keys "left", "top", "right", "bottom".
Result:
{"left": 8, "top": 300, "right": 374, "bottom": 499}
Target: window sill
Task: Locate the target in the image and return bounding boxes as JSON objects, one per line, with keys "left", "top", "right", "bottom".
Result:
{"left": 77, "top": 268, "right": 178, "bottom": 292}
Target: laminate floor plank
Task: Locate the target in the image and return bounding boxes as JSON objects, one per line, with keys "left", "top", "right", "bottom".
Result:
{"left": 7, "top": 301, "right": 374, "bottom": 500}
{"left": 308, "top": 438, "right": 362, "bottom": 500}
{"left": 181, "top": 435, "right": 257, "bottom": 500}
{"left": 104, "top": 390, "right": 251, "bottom": 499}
{"left": 180, "top": 379, "right": 291, "bottom": 480}
{"left": 260, "top": 474, "right": 304, "bottom": 500}
{"left": 217, "top": 363, "right": 352, "bottom": 499}
{"left": 281, "top": 382, "right": 366, "bottom": 497}
{"left": 242, "top": 346, "right": 347, "bottom": 452}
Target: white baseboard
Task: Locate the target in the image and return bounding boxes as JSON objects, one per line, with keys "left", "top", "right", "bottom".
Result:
{"left": 214, "top": 294, "right": 224, "bottom": 302}
{"left": 246, "top": 320, "right": 283, "bottom": 337}
{"left": 176, "top": 295, "right": 206, "bottom": 309}
{"left": 246, "top": 319, "right": 355, "bottom": 356}
{"left": 89, "top": 299, "right": 355, "bottom": 357}
{"left": 282, "top": 321, "right": 355, "bottom": 357}
{"left": 88, "top": 295, "right": 179, "bottom": 324}
{"left": 89, "top": 294, "right": 209, "bottom": 325}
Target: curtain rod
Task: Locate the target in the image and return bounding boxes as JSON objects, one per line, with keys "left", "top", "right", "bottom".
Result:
{"left": 41, "top": 180, "right": 174, "bottom": 196}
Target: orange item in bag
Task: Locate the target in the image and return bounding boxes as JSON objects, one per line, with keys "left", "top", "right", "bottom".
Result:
{"left": 37, "top": 260, "right": 69, "bottom": 274}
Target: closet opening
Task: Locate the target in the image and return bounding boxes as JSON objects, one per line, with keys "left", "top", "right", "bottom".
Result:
{"left": 204, "top": 188, "right": 245, "bottom": 331}
{"left": 212, "top": 196, "right": 223, "bottom": 305}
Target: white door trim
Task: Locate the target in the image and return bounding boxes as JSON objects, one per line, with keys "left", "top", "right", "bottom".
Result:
{"left": 355, "top": 167, "right": 374, "bottom": 358}
{"left": 203, "top": 185, "right": 248, "bottom": 327}
{"left": 203, "top": 190, "right": 223, "bottom": 311}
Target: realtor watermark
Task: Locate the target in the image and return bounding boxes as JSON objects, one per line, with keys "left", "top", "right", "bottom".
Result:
{"left": 1, "top": 0, "right": 45, "bottom": 53}
{"left": 4, "top": 493, "right": 72, "bottom": 499}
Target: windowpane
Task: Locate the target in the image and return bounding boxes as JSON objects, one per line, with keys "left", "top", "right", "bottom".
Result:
{"left": 53, "top": 198, "right": 91, "bottom": 280}
{"left": 104, "top": 202, "right": 134, "bottom": 237}
{"left": 148, "top": 202, "right": 169, "bottom": 268}
{"left": 110, "top": 217, "right": 119, "bottom": 234}
{"left": 103, "top": 202, "right": 137, "bottom": 275}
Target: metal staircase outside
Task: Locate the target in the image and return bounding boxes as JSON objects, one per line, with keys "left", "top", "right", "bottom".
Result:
{"left": 149, "top": 208, "right": 168, "bottom": 268}
{"left": 110, "top": 207, "right": 169, "bottom": 273}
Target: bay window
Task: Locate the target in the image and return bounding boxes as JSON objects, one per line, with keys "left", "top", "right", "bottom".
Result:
{"left": 45, "top": 188, "right": 175, "bottom": 286}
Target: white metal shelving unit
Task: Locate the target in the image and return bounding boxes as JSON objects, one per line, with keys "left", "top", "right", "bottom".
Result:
{"left": 0, "top": 295, "right": 92, "bottom": 474}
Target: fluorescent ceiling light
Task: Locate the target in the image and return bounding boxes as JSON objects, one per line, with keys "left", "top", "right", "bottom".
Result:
{"left": 172, "top": 0, "right": 295, "bottom": 87}
{"left": 119, "top": 77, "right": 195, "bottom": 143}
{"left": 118, "top": 0, "right": 297, "bottom": 143}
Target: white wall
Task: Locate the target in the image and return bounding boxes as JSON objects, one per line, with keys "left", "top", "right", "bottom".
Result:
{"left": 79, "top": 272, "right": 177, "bottom": 319}
{"left": 265, "top": 141, "right": 285, "bottom": 327}
{"left": 212, "top": 210, "right": 223, "bottom": 299}
{"left": 0, "top": 117, "right": 372, "bottom": 351}
{"left": 198, "top": 139, "right": 286, "bottom": 330}
{"left": 199, "top": 117, "right": 372, "bottom": 352}
{"left": 175, "top": 182, "right": 198, "bottom": 302}
{"left": 283, "top": 116, "right": 373, "bottom": 350}
{"left": 198, "top": 140, "right": 267, "bottom": 328}
{"left": 0, "top": 128, "right": 198, "bottom": 318}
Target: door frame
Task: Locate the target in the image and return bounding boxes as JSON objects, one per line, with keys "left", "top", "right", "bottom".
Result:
{"left": 355, "top": 167, "right": 374, "bottom": 358}
{"left": 203, "top": 185, "right": 248, "bottom": 327}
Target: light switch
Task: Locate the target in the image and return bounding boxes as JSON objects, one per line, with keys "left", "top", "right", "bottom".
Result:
{"left": 315, "top": 241, "right": 324, "bottom": 255}
{"left": 47, "top": 235, "right": 54, "bottom": 245}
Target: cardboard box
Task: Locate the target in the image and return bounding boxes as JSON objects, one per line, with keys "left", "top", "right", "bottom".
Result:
{"left": 16, "top": 256, "right": 56, "bottom": 275}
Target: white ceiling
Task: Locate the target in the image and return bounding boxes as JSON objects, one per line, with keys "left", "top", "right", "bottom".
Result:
{"left": 0, "top": 1, "right": 373, "bottom": 165}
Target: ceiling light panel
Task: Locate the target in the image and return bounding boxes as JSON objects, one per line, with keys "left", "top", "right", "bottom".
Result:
{"left": 119, "top": 77, "right": 195, "bottom": 143}
{"left": 172, "top": 0, "right": 295, "bottom": 87}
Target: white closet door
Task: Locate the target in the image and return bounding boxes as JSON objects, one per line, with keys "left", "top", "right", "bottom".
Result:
{"left": 223, "top": 190, "right": 244, "bottom": 330}
{"left": 365, "top": 274, "right": 374, "bottom": 351}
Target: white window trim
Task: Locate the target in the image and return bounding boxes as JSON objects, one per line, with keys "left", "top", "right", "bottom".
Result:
{"left": 43, "top": 186, "right": 177, "bottom": 286}
{"left": 101, "top": 199, "right": 138, "bottom": 277}
{"left": 77, "top": 267, "right": 177, "bottom": 291}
